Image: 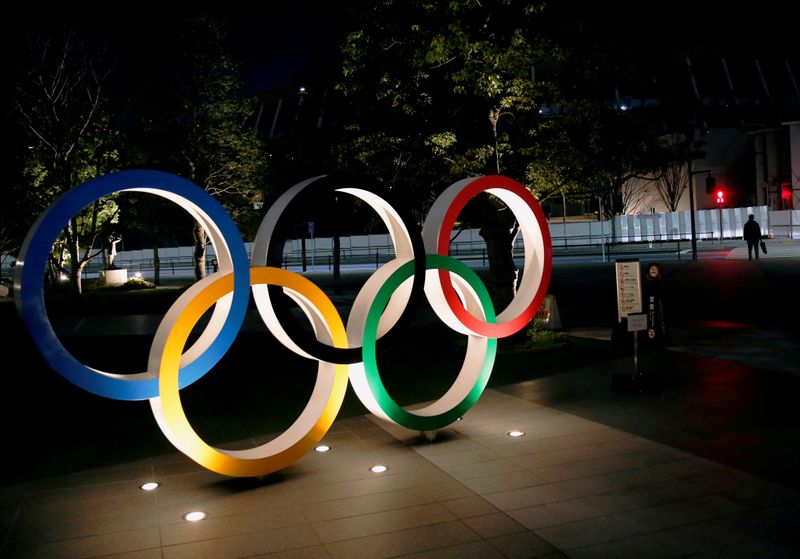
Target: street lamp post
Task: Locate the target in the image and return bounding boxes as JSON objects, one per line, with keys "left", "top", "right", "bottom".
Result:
{"left": 686, "top": 162, "right": 712, "bottom": 261}
{"left": 688, "top": 160, "right": 698, "bottom": 260}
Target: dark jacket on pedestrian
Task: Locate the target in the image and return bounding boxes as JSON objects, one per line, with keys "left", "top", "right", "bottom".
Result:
{"left": 743, "top": 217, "right": 761, "bottom": 243}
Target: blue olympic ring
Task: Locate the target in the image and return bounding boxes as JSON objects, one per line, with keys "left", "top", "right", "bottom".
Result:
{"left": 13, "top": 169, "right": 250, "bottom": 400}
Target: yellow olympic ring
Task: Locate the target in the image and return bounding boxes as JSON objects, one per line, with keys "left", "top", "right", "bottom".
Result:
{"left": 149, "top": 267, "right": 349, "bottom": 477}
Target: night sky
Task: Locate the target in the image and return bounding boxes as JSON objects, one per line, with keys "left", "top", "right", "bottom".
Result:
{"left": 1, "top": 2, "right": 792, "bottom": 95}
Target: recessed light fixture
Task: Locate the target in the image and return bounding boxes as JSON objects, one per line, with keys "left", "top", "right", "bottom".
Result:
{"left": 139, "top": 482, "right": 160, "bottom": 491}
{"left": 507, "top": 430, "right": 525, "bottom": 438}
{"left": 183, "top": 511, "right": 207, "bottom": 522}
{"left": 370, "top": 465, "right": 388, "bottom": 473}
{"left": 315, "top": 444, "right": 331, "bottom": 453}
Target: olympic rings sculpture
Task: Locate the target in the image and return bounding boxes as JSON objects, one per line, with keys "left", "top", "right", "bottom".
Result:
{"left": 15, "top": 169, "right": 552, "bottom": 477}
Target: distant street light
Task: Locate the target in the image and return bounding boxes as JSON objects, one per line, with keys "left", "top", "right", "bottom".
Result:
{"left": 687, "top": 162, "right": 713, "bottom": 260}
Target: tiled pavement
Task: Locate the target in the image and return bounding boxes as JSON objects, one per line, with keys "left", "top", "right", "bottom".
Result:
{"left": 3, "top": 250, "right": 800, "bottom": 558}
{"left": 2, "top": 388, "right": 799, "bottom": 559}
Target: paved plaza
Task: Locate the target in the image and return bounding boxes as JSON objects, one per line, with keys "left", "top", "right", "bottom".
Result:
{"left": 1, "top": 241, "right": 799, "bottom": 558}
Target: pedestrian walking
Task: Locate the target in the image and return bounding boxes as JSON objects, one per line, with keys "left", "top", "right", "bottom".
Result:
{"left": 743, "top": 214, "right": 762, "bottom": 260}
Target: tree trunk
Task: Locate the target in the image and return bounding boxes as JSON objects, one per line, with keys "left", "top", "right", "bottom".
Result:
{"left": 478, "top": 197, "right": 518, "bottom": 314}
{"left": 67, "top": 219, "right": 82, "bottom": 296}
{"left": 333, "top": 233, "right": 341, "bottom": 293}
{"left": 192, "top": 220, "right": 207, "bottom": 281}
{"left": 153, "top": 236, "right": 161, "bottom": 286}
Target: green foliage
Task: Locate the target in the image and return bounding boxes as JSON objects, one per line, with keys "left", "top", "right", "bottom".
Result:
{"left": 522, "top": 321, "right": 565, "bottom": 350}
{"left": 119, "top": 15, "right": 269, "bottom": 276}
{"left": 335, "top": 0, "right": 699, "bottom": 216}
{"left": 335, "top": 0, "right": 549, "bottom": 215}
{"left": 118, "top": 277, "right": 155, "bottom": 290}
{"left": 13, "top": 26, "right": 121, "bottom": 293}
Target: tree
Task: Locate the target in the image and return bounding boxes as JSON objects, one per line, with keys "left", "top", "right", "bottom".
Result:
{"left": 13, "top": 26, "right": 120, "bottom": 295}
{"left": 334, "top": 1, "right": 713, "bottom": 306}
{"left": 120, "top": 15, "right": 267, "bottom": 280}
{"left": 655, "top": 164, "right": 689, "bottom": 212}
{"left": 335, "top": 0, "right": 551, "bottom": 309}
{"left": 621, "top": 175, "right": 656, "bottom": 215}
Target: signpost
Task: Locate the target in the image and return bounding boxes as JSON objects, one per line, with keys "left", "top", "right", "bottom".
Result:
{"left": 627, "top": 312, "right": 647, "bottom": 378}
{"left": 613, "top": 259, "right": 657, "bottom": 393}
{"left": 615, "top": 259, "right": 642, "bottom": 322}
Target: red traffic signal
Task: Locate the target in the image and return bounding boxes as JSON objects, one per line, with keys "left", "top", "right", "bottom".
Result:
{"left": 715, "top": 189, "right": 725, "bottom": 205}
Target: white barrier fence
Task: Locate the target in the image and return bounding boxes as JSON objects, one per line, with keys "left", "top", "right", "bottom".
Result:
{"left": 2, "top": 206, "right": 798, "bottom": 278}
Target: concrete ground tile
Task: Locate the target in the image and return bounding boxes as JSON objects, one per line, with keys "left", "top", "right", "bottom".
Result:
{"left": 579, "top": 480, "right": 695, "bottom": 515}
{"left": 17, "top": 489, "right": 156, "bottom": 520}
{"left": 451, "top": 421, "right": 534, "bottom": 438}
{"left": 21, "top": 477, "right": 154, "bottom": 507}
{"left": 601, "top": 463, "right": 683, "bottom": 488}
{"left": 652, "top": 457, "right": 729, "bottom": 479}
{"left": 492, "top": 429, "right": 634, "bottom": 458}
{"left": 460, "top": 403, "right": 564, "bottom": 425}
{"left": 3, "top": 526, "right": 160, "bottom": 559}
{"left": 508, "top": 498, "right": 603, "bottom": 530}
{"left": 534, "top": 514, "right": 648, "bottom": 550}
{"left": 442, "top": 457, "right": 524, "bottom": 480}
{"left": 162, "top": 525, "right": 318, "bottom": 559}
{"left": 282, "top": 458, "right": 439, "bottom": 488}
{"left": 407, "top": 477, "right": 474, "bottom": 501}
{"left": 507, "top": 445, "right": 610, "bottom": 470}
{"left": 190, "top": 469, "right": 426, "bottom": 511}
{"left": 296, "top": 470, "right": 443, "bottom": 502}
{"left": 460, "top": 469, "right": 547, "bottom": 495}
{"left": 521, "top": 419, "right": 611, "bottom": 440}
{"left": 487, "top": 530, "right": 556, "bottom": 558}
{"left": 23, "top": 465, "right": 157, "bottom": 494}
{"left": 681, "top": 468, "right": 764, "bottom": 495}
{"left": 551, "top": 472, "right": 645, "bottom": 499}
{"left": 462, "top": 512, "right": 527, "bottom": 538}
{"left": 397, "top": 540, "right": 504, "bottom": 558}
{"left": 156, "top": 492, "right": 301, "bottom": 526}
{"left": 615, "top": 494, "right": 748, "bottom": 532}
{"left": 726, "top": 482, "right": 800, "bottom": 509}
{"left": 406, "top": 436, "right": 482, "bottom": 457}
{"left": 422, "top": 447, "right": 502, "bottom": 467}
{"left": 153, "top": 459, "right": 206, "bottom": 478}
{"left": 613, "top": 447, "right": 692, "bottom": 468}
{"left": 97, "top": 549, "right": 165, "bottom": 559}
{"left": 12, "top": 500, "right": 158, "bottom": 542}
{"left": 300, "top": 487, "right": 435, "bottom": 523}
{"left": 566, "top": 530, "right": 692, "bottom": 559}
{"left": 686, "top": 537, "right": 800, "bottom": 558}
{"left": 635, "top": 512, "right": 787, "bottom": 556}
{"left": 314, "top": 431, "right": 368, "bottom": 447}
{"left": 323, "top": 519, "right": 480, "bottom": 559}
{"left": 367, "top": 419, "right": 420, "bottom": 442}
{"left": 159, "top": 506, "right": 307, "bottom": 546}
{"left": 483, "top": 484, "right": 573, "bottom": 511}
{"left": 251, "top": 544, "right": 331, "bottom": 558}
{"left": 311, "top": 503, "right": 456, "bottom": 543}
{"left": 499, "top": 414, "right": 597, "bottom": 435}
{"left": 697, "top": 509, "right": 789, "bottom": 540}
{"left": 441, "top": 496, "right": 499, "bottom": 519}
{"left": 145, "top": 469, "right": 226, "bottom": 496}
{"left": 529, "top": 454, "right": 642, "bottom": 483}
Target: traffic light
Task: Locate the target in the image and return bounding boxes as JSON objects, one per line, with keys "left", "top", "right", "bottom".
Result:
{"left": 715, "top": 189, "right": 725, "bottom": 206}
{"left": 705, "top": 175, "right": 716, "bottom": 193}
